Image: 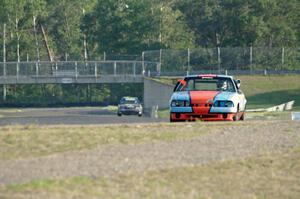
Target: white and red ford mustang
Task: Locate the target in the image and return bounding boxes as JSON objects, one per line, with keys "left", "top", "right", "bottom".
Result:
{"left": 169, "top": 74, "right": 247, "bottom": 122}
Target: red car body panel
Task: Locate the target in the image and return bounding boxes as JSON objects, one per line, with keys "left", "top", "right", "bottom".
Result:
{"left": 189, "top": 91, "right": 219, "bottom": 115}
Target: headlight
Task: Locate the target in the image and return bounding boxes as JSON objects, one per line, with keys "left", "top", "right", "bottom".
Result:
{"left": 213, "top": 100, "right": 234, "bottom": 107}
{"left": 171, "top": 100, "right": 190, "bottom": 107}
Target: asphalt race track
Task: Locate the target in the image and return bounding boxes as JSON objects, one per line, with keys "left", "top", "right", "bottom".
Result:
{"left": 0, "top": 107, "right": 167, "bottom": 126}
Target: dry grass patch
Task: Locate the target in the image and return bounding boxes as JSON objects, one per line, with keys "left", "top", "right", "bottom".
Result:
{"left": 0, "top": 122, "right": 223, "bottom": 160}
{"left": 1, "top": 145, "right": 300, "bottom": 199}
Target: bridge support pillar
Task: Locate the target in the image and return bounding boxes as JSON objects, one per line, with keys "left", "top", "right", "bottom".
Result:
{"left": 143, "top": 77, "right": 173, "bottom": 111}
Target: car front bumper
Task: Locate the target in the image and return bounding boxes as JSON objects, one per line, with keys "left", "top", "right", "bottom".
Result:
{"left": 170, "top": 105, "right": 243, "bottom": 121}
{"left": 170, "top": 112, "right": 237, "bottom": 121}
{"left": 118, "top": 108, "right": 142, "bottom": 115}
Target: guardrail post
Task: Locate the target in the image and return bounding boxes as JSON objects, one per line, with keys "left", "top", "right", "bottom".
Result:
{"left": 36, "top": 61, "right": 39, "bottom": 77}
{"left": 114, "top": 61, "right": 117, "bottom": 76}
{"left": 159, "top": 49, "right": 162, "bottom": 67}
{"left": 187, "top": 48, "right": 190, "bottom": 72}
{"left": 249, "top": 45, "right": 253, "bottom": 67}
{"left": 156, "top": 62, "right": 161, "bottom": 76}
{"left": 75, "top": 61, "right": 78, "bottom": 79}
{"left": 142, "top": 52, "right": 145, "bottom": 76}
{"left": 17, "top": 62, "right": 19, "bottom": 80}
{"left": 3, "top": 63, "right": 6, "bottom": 78}
{"left": 217, "top": 47, "right": 221, "bottom": 73}
{"left": 55, "top": 62, "right": 58, "bottom": 77}
{"left": 95, "top": 62, "right": 97, "bottom": 78}
{"left": 3, "top": 24, "right": 6, "bottom": 78}
{"left": 282, "top": 47, "right": 285, "bottom": 68}
{"left": 133, "top": 62, "right": 136, "bottom": 77}
{"left": 3, "top": 85, "right": 6, "bottom": 101}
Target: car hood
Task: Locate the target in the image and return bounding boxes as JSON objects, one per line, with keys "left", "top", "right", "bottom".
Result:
{"left": 170, "top": 91, "right": 191, "bottom": 101}
{"left": 189, "top": 91, "right": 219, "bottom": 105}
{"left": 214, "top": 92, "right": 237, "bottom": 101}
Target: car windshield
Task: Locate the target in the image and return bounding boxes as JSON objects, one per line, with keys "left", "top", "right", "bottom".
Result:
{"left": 177, "top": 77, "right": 236, "bottom": 92}
{"left": 120, "top": 98, "right": 139, "bottom": 104}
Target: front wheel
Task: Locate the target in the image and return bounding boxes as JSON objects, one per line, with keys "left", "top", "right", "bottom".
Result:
{"left": 170, "top": 113, "right": 185, "bottom": 122}
{"left": 233, "top": 114, "right": 238, "bottom": 121}
{"left": 240, "top": 112, "right": 245, "bottom": 121}
{"left": 170, "top": 113, "right": 176, "bottom": 122}
{"left": 233, "top": 104, "right": 240, "bottom": 121}
{"left": 117, "top": 112, "right": 122, "bottom": 117}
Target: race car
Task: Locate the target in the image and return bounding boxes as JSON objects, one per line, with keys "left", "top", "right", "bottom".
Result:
{"left": 169, "top": 74, "right": 247, "bottom": 122}
{"left": 117, "top": 96, "right": 143, "bottom": 117}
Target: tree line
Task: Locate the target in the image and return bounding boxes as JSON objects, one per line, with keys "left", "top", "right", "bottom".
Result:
{"left": 0, "top": 0, "right": 299, "bottom": 106}
{"left": 0, "top": 0, "right": 299, "bottom": 62}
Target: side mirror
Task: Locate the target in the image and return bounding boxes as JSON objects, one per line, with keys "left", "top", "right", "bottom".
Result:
{"left": 235, "top": 79, "right": 241, "bottom": 89}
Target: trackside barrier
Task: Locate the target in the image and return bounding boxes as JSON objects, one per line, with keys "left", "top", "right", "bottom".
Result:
{"left": 247, "top": 100, "right": 295, "bottom": 112}
{"left": 151, "top": 105, "right": 159, "bottom": 118}
{"left": 291, "top": 112, "right": 300, "bottom": 121}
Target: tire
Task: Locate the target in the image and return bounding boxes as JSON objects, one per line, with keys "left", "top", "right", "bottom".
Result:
{"left": 170, "top": 114, "right": 175, "bottom": 122}
{"left": 240, "top": 104, "right": 246, "bottom": 121}
{"left": 240, "top": 112, "right": 245, "bottom": 121}
{"left": 117, "top": 113, "right": 122, "bottom": 117}
{"left": 170, "top": 113, "right": 176, "bottom": 122}
{"left": 233, "top": 104, "right": 240, "bottom": 121}
{"left": 170, "top": 113, "right": 185, "bottom": 122}
{"left": 233, "top": 115, "right": 238, "bottom": 121}
{"left": 138, "top": 113, "right": 142, "bottom": 117}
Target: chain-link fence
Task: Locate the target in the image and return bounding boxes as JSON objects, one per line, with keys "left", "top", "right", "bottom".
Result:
{"left": 1, "top": 48, "right": 300, "bottom": 79}
{"left": 143, "top": 47, "right": 300, "bottom": 75}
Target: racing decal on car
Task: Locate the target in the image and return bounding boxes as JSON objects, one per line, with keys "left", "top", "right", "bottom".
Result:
{"left": 189, "top": 91, "right": 220, "bottom": 114}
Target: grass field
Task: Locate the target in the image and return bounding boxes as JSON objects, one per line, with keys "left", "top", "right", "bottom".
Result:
{"left": 2, "top": 149, "right": 300, "bottom": 199}
{"left": 0, "top": 75, "right": 300, "bottom": 199}
{"left": 238, "top": 75, "right": 300, "bottom": 110}
{"left": 0, "top": 123, "right": 224, "bottom": 160}
{"left": 0, "top": 123, "right": 299, "bottom": 199}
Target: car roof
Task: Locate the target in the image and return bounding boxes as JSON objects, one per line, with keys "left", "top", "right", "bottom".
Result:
{"left": 121, "top": 97, "right": 138, "bottom": 100}
{"left": 184, "top": 74, "right": 234, "bottom": 79}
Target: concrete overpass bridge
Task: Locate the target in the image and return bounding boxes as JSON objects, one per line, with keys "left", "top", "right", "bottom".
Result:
{"left": 0, "top": 61, "right": 173, "bottom": 109}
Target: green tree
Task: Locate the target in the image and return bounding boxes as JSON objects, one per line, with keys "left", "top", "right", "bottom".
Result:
{"left": 81, "top": 0, "right": 161, "bottom": 55}
{"left": 253, "top": 0, "right": 299, "bottom": 47}
{"left": 153, "top": 0, "right": 195, "bottom": 49}
{"left": 177, "top": 0, "right": 299, "bottom": 47}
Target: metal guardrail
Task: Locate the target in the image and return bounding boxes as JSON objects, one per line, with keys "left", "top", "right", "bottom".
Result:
{"left": 0, "top": 61, "right": 159, "bottom": 79}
